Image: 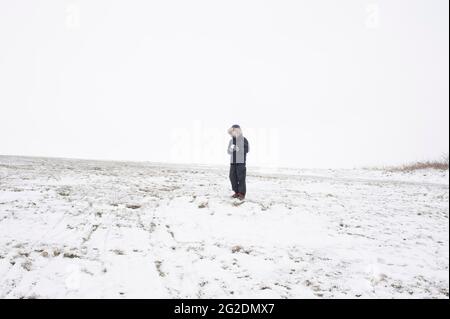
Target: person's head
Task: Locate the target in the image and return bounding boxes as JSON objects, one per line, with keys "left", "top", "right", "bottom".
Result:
{"left": 228, "top": 124, "right": 242, "bottom": 137}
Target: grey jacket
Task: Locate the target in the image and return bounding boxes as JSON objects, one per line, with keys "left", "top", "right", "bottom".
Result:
{"left": 227, "top": 135, "right": 249, "bottom": 164}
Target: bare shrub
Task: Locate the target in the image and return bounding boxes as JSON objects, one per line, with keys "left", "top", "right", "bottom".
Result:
{"left": 388, "top": 154, "right": 449, "bottom": 172}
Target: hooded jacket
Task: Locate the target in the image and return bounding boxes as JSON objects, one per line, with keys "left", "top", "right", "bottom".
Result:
{"left": 227, "top": 127, "right": 249, "bottom": 164}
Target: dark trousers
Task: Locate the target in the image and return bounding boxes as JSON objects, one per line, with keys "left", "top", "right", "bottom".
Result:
{"left": 229, "top": 164, "right": 246, "bottom": 195}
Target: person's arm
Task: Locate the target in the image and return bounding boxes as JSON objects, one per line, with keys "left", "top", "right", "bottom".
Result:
{"left": 227, "top": 139, "right": 233, "bottom": 154}
{"left": 244, "top": 138, "right": 249, "bottom": 154}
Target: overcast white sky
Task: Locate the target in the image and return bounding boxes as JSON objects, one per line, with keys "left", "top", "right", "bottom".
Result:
{"left": 0, "top": 0, "right": 448, "bottom": 168}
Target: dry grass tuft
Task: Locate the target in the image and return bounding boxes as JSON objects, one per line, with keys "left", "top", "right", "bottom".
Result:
{"left": 387, "top": 154, "right": 449, "bottom": 172}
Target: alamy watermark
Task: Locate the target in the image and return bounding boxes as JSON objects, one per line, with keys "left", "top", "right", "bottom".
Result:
{"left": 170, "top": 121, "right": 280, "bottom": 168}
{"left": 365, "top": 3, "right": 380, "bottom": 29}
{"left": 65, "top": 1, "right": 81, "bottom": 31}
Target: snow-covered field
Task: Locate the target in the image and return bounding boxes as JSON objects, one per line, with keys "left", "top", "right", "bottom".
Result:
{"left": 0, "top": 155, "right": 448, "bottom": 299}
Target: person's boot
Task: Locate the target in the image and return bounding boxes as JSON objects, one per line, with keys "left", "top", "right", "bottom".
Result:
{"left": 231, "top": 193, "right": 239, "bottom": 198}
{"left": 237, "top": 193, "right": 245, "bottom": 200}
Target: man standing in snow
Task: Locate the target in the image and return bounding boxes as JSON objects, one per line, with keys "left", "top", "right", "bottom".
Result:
{"left": 227, "top": 124, "right": 249, "bottom": 200}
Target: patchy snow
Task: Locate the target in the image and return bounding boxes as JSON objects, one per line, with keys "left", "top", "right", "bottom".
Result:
{"left": 0, "top": 156, "right": 448, "bottom": 298}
